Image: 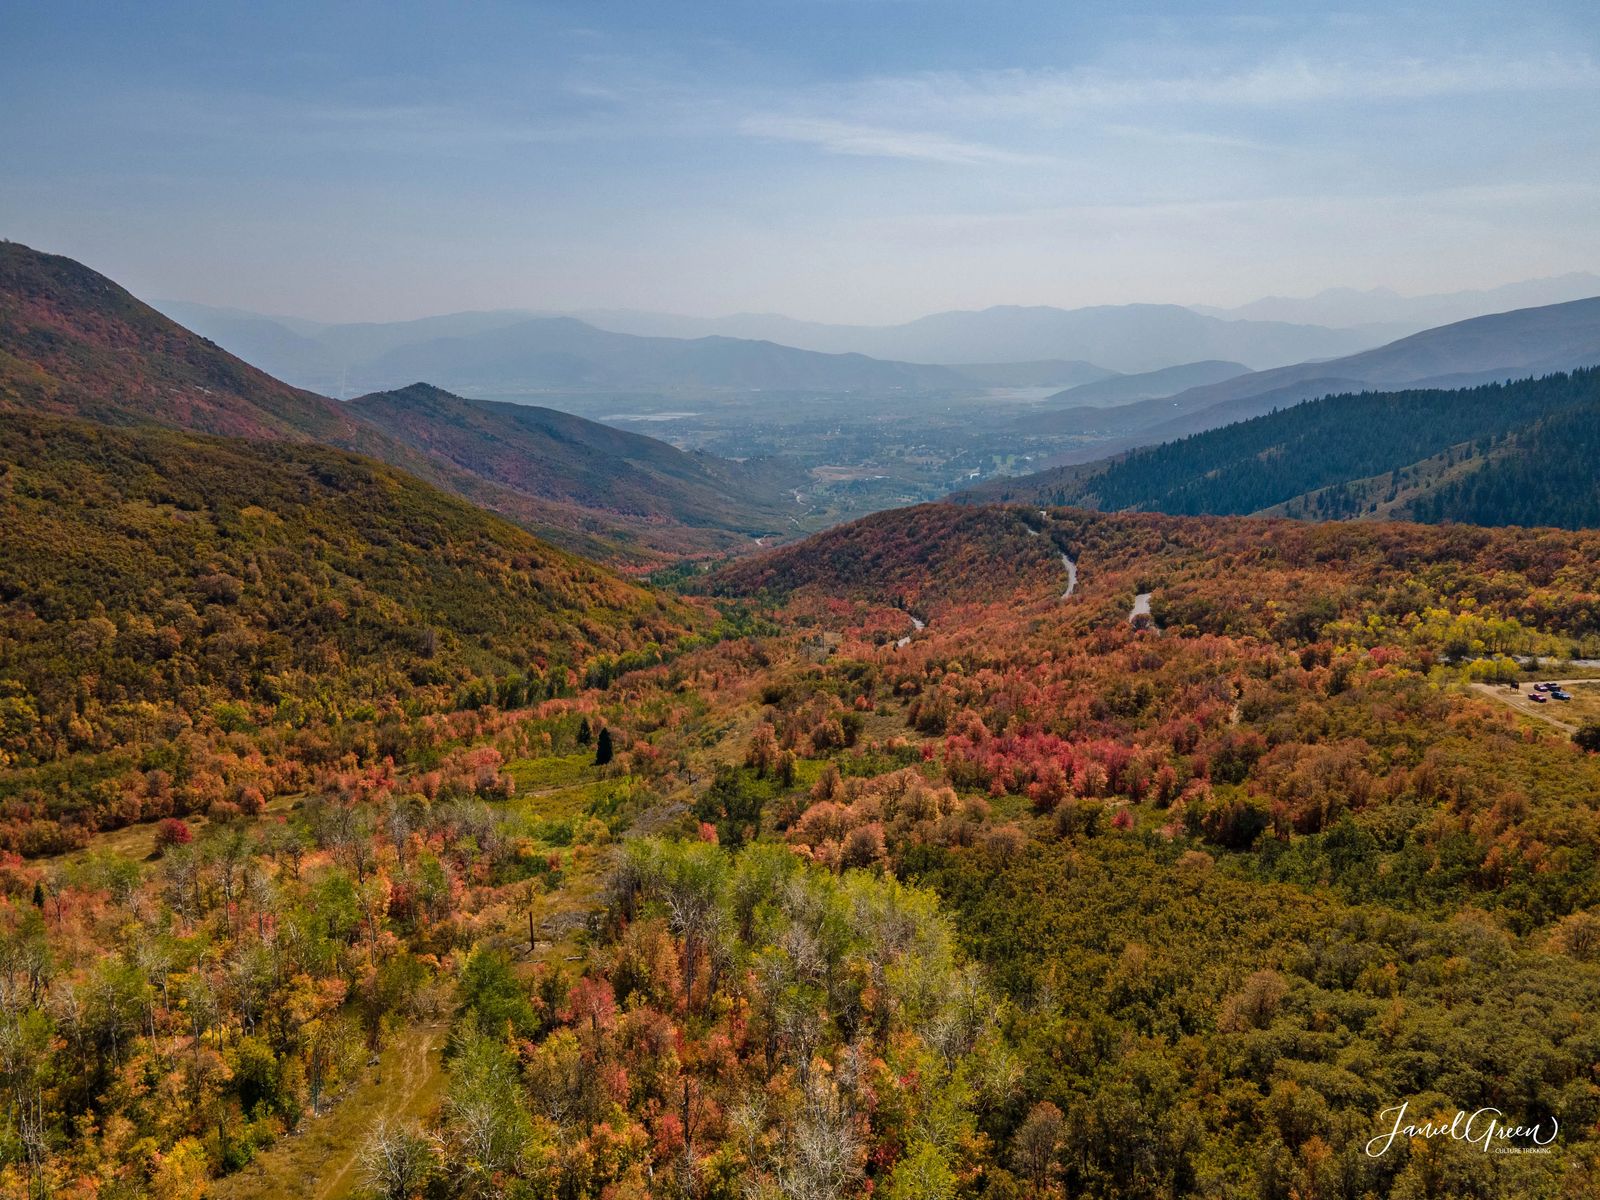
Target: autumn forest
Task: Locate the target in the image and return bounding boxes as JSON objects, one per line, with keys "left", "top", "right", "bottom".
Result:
{"left": 1, "top": 154, "right": 1599, "bottom": 1200}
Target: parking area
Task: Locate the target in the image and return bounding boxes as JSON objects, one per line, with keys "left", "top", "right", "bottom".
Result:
{"left": 1471, "top": 678, "right": 1600, "bottom": 733}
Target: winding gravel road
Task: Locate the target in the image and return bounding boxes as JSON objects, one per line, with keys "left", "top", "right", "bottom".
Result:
{"left": 896, "top": 614, "right": 926, "bottom": 648}
{"left": 1025, "top": 512, "right": 1078, "bottom": 599}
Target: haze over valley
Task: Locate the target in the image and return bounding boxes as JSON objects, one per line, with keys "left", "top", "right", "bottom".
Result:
{"left": 148, "top": 275, "right": 1600, "bottom": 545}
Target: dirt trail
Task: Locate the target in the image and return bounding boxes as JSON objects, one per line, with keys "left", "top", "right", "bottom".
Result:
{"left": 42, "top": 748, "right": 622, "bottom": 1199}
{"left": 217, "top": 863, "right": 603, "bottom": 1200}
{"left": 209, "top": 775, "right": 607, "bottom": 1198}
{"left": 211, "top": 1020, "right": 451, "bottom": 1200}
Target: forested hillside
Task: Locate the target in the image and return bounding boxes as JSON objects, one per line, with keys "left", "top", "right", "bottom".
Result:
{"left": 0, "top": 414, "right": 703, "bottom": 849}
{"left": 0, "top": 241, "right": 372, "bottom": 446}
{"left": 964, "top": 369, "right": 1600, "bottom": 530}
{"left": 710, "top": 503, "right": 1073, "bottom": 613}
{"left": 348, "top": 383, "right": 800, "bottom": 534}
{"left": 1406, "top": 403, "right": 1600, "bottom": 528}
{"left": 3, "top": 497, "right": 1600, "bottom": 1197}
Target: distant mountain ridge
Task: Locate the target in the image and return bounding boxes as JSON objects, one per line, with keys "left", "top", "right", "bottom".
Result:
{"left": 160, "top": 300, "right": 1124, "bottom": 394}
{"left": 574, "top": 303, "right": 1382, "bottom": 373}
{"left": 157, "top": 271, "right": 1600, "bottom": 395}
{"left": 158, "top": 300, "right": 981, "bottom": 397}
{"left": 1195, "top": 272, "right": 1600, "bottom": 331}
{"left": 1042, "top": 360, "right": 1249, "bottom": 407}
{"left": 1013, "top": 295, "right": 1600, "bottom": 454}
{"left": 354, "top": 317, "right": 967, "bottom": 395}
{"left": 162, "top": 299, "right": 1383, "bottom": 389}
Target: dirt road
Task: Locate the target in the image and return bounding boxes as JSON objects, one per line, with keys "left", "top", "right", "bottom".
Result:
{"left": 1023, "top": 511, "right": 1078, "bottom": 599}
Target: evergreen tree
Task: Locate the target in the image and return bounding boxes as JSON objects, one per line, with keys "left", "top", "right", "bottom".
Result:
{"left": 1053, "top": 368, "right": 1598, "bottom": 527}
{"left": 594, "top": 727, "right": 614, "bottom": 766}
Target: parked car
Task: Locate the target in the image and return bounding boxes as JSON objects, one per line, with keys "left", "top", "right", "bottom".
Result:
{"left": 1530, "top": 693, "right": 1548, "bottom": 703}
{"left": 1551, "top": 690, "right": 1572, "bottom": 701}
{"left": 1533, "top": 682, "right": 1553, "bottom": 692}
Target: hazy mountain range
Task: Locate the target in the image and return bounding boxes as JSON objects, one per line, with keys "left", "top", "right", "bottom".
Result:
{"left": 563, "top": 304, "right": 1381, "bottom": 372}
{"left": 1014, "top": 296, "right": 1600, "bottom": 454}
{"left": 161, "top": 297, "right": 1339, "bottom": 397}
{"left": 153, "top": 303, "right": 973, "bottom": 398}
{"left": 1194, "top": 272, "right": 1600, "bottom": 331}
{"left": 156, "top": 272, "right": 1599, "bottom": 402}
{"left": 158, "top": 298, "right": 1135, "bottom": 399}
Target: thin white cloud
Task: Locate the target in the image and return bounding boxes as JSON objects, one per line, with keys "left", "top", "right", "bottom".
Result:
{"left": 739, "top": 115, "right": 1052, "bottom": 166}
{"left": 729, "top": 50, "right": 1600, "bottom": 177}
{"left": 818, "top": 51, "right": 1600, "bottom": 124}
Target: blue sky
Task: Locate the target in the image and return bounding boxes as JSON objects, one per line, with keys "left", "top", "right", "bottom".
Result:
{"left": 3, "top": 1, "right": 1598, "bottom": 322}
